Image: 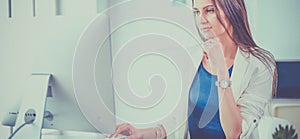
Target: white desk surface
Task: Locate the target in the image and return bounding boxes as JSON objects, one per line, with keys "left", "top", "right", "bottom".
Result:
{"left": 42, "top": 129, "right": 107, "bottom": 139}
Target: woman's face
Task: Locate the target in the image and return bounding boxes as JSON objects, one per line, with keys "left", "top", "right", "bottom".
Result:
{"left": 193, "top": 0, "right": 231, "bottom": 40}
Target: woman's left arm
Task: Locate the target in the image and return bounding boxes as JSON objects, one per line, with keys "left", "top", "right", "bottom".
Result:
{"left": 216, "top": 60, "right": 274, "bottom": 139}
{"left": 216, "top": 69, "right": 242, "bottom": 139}
{"left": 235, "top": 65, "right": 274, "bottom": 139}
{"left": 204, "top": 38, "right": 273, "bottom": 139}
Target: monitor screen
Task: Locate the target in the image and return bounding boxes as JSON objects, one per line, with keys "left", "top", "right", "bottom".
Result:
{"left": 276, "top": 61, "right": 300, "bottom": 98}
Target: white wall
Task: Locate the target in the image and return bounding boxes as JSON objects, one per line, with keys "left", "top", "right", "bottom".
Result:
{"left": 245, "top": 0, "right": 300, "bottom": 61}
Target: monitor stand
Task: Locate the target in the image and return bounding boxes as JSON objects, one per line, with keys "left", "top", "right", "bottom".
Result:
{"left": 12, "top": 73, "right": 52, "bottom": 139}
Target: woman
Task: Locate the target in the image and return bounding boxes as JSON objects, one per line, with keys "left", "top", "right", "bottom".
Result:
{"left": 109, "top": 0, "right": 277, "bottom": 138}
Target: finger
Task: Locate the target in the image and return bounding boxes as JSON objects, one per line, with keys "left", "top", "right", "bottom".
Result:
{"left": 110, "top": 123, "right": 131, "bottom": 137}
{"left": 203, "top": 38, "right": 221, "bottom": 52}
{"left": 117, "top": 123, "right": 133, "bottom": 133}
{"left": 108, "top": 133, "right": 116, "bottom": 138}
{"left": 203, "top": 51, "right": 208, "bottom": 59}
{"left": 109, "top": 124, "right": 122, "bottom": 137}
{"left": 203, "top": 40, "right": 213, "bottom": 53}
{"left": 200, "top": 36, "right": 214, "bottom": 51}
{"left": 205, "top": 37, "right": 219, "bottom": 45}
{"left": 116, "top": 123, "right": 127, "bottom": 129}
{"left": 112, "top": 124, "right": 132, "bottom": 137}
{"left": 111, "top": 128, "right": 126, "bottom": 138}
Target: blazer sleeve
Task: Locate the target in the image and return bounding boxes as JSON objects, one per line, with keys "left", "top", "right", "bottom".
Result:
{"left": 237, "top": 65, "right": 274, "bottom": 139}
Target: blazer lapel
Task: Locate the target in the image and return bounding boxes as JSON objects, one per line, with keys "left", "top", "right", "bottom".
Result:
{"left": 231, "top": 49, "right": 250, "bottom": 102}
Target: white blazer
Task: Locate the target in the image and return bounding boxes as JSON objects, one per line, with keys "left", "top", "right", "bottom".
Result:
{"left": 161, "top": 46, "right": 274, "bottom": 139}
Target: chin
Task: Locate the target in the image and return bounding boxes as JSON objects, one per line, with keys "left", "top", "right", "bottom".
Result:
{"left": 201, "top": 34, "right": 215, "bottom": 40}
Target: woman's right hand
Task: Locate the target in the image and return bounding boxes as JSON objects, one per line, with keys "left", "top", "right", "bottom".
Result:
{"left": 108, "top": 123, "right": 144, "bottom": 139}
{"left": 202, "top": 37, "right": 227, "bottom": 75}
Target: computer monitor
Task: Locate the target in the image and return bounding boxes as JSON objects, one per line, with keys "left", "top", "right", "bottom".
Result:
{"left": 276, "top": 61, "right": 300, "bottom": 98}
{"left": 1, "top": 12, "right": 116, "bottom": 137}
{"left": 1, "top": 0, "right": 202, "bottom": 138}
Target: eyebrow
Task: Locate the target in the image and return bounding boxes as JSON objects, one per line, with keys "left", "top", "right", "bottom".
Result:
{"left": 193, "top": 4, "right": 214, "bottom": 11}
{"left": 204, "top": 5, "right": 214, "bottom": 9}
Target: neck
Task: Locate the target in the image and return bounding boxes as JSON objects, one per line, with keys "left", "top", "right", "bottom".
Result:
{"left": 218, "top": 33, "right": 238, "bottom": 59}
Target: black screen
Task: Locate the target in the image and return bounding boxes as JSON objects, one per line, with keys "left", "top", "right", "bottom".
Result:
{"left": 276, "top": 61, "right": 300, "bottom": 98}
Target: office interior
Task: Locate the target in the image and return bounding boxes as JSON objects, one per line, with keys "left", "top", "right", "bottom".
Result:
{"left": 0, "top": 0, "right": 300, "bottom": 138}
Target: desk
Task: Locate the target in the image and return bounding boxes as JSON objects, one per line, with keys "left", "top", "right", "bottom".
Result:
{"left": 271, "top": 98, "right": 300, "bottom": 135}
{"left": 42, "top": 129, "right": 107, "bottom": 139}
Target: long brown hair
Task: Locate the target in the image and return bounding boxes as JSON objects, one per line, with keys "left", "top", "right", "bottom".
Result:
{"left": 193, "top": 0, "right": 278, "bottom": 96}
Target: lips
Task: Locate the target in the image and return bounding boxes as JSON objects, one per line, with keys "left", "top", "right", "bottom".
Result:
{"left": 200, "top": 27, "right": 212, "bottom": 32}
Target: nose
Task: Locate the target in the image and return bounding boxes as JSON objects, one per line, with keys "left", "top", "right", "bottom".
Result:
{"left": 199, "top": 14, "right": 208, "bottom": 24}
{"left": 195, "top": 13, "right": 208, "bottom": 25}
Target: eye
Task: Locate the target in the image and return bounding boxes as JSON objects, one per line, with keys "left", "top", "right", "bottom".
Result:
{"left": 206, "top": 8, "right": 215, "bottom": 14}
{"left": 193, "top": 9, "right": 200, "bottom": 15}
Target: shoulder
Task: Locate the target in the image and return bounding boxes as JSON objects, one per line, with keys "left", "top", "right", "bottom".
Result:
{"left": 249, "top": 54, "right": 267, "bottom": 69}
{"left": 247, "top": 51, "right": 275, "bottom": 76}
{"left": 236, "top": 48, "right": 275, "bottom": 78}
